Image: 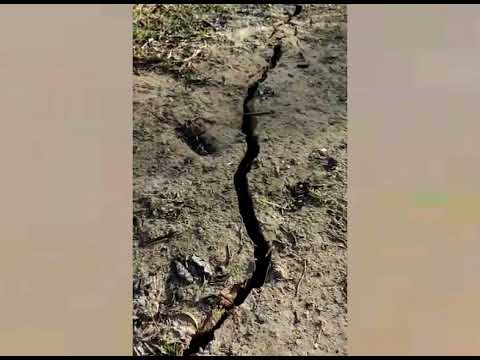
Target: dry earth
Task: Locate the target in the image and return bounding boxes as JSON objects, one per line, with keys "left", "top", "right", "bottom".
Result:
{"left": 132, "top": 4, "right": 347, "bottom": 356}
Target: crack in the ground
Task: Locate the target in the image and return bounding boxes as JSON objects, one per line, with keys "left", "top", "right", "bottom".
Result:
{"left": 184, "top": 6, "right": 303, "bottom": 356}
{"left": 183, "top": 44, "right": 281, "bottom": 357}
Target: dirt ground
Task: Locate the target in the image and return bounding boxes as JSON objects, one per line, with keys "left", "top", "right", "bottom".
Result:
{"left": 133, "top": 4, "right": 347, "bottom": 356}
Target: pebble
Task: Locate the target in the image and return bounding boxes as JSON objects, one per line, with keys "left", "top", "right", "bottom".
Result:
{"left": 256, "top": 313, "right": 266, "bottom": 324}
{"left": 174, "top": 261, "right": 194, "bottom": 283}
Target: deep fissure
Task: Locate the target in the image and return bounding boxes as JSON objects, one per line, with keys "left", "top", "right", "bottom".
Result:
{"left": 184, "top": 6, "right": 302, "bottom": 355}
{"left": 184, "top": 44, "right": 281, "bottom": 356}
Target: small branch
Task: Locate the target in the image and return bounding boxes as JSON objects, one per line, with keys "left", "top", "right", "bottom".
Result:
{"left": 243, "top": 110, "right": 275, "bottom": 117}
{"left": 295, "top": 259, "right": 308, "bottom": 297}
{"left": 202, "top": 20, "right": 216, "bottom": 30}
{"left": 255, "top": 196, "right": 285, "bottom": 210}
{"left": 224, "top": 244, "right": 231, "bottom": 267}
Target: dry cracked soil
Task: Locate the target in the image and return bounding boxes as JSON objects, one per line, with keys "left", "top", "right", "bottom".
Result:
{"left": 133, "top": 4, "right": 347, "bottom": 356}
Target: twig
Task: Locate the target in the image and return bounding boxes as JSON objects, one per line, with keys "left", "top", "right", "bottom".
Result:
{"left": 141, "top": 229, "right": 176, "bottom": 248}
{"left": 295, "top": 259, "right": 307, "bottom": 297}
{"left": 180, "top": 48, "right": 203, "bottom": 69}
{"left": 256, "top": 196, "right": 285, "bottom": 210}
{"left": 224, "top": 244, "right": 231, "bottom": 267}
{"left": 243, "top": 110, "right": 275, "bottom": 117}
{"left": 237, "top": 223, "right": 244, "bottom": 255}
{"left": 202, "top": 20, "right": 216, "bottom": 30}
{"left": 290, "top": 231, "right": 298, "bottom": 248}
{"left": 172, "top": 310, "right": 199, "bottom": 330}
{"left": 133, "top": 346, "right": 142, "bottom": 356}
{"left": 293, "top": 310, "right": 300, "bottom": 325}
{"left": 146, "top": 108, "right": 180, "bottom": 127}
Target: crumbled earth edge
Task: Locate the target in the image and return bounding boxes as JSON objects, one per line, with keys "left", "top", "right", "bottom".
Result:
{"left": 133, "top": 4, "right": 347, "bottom": 356}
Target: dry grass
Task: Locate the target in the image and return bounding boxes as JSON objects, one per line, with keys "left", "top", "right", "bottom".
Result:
{"left": 133, "top": 4, "right": 233, "bottom": 75}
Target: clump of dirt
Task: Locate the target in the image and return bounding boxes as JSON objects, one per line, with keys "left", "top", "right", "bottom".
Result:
{"left": 133, "top": 4, "right": 347, "bottom": 356}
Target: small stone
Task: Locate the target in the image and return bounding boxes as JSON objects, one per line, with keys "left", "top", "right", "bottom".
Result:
{"left": 189, "top": 255, "right": 214, "bottom": 278}
{"left": 256, "top": 313, "right": 266, "bottom": 324}
{"left": 174, "top": 261, "right": 194, "bottom": 283}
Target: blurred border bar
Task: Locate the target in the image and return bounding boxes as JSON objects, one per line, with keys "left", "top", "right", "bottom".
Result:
{"left": 349, "top": 5, "right": 480, "bottom": 355}
{"left": 0, "top": 5, "right": 132, "bottom": 355}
